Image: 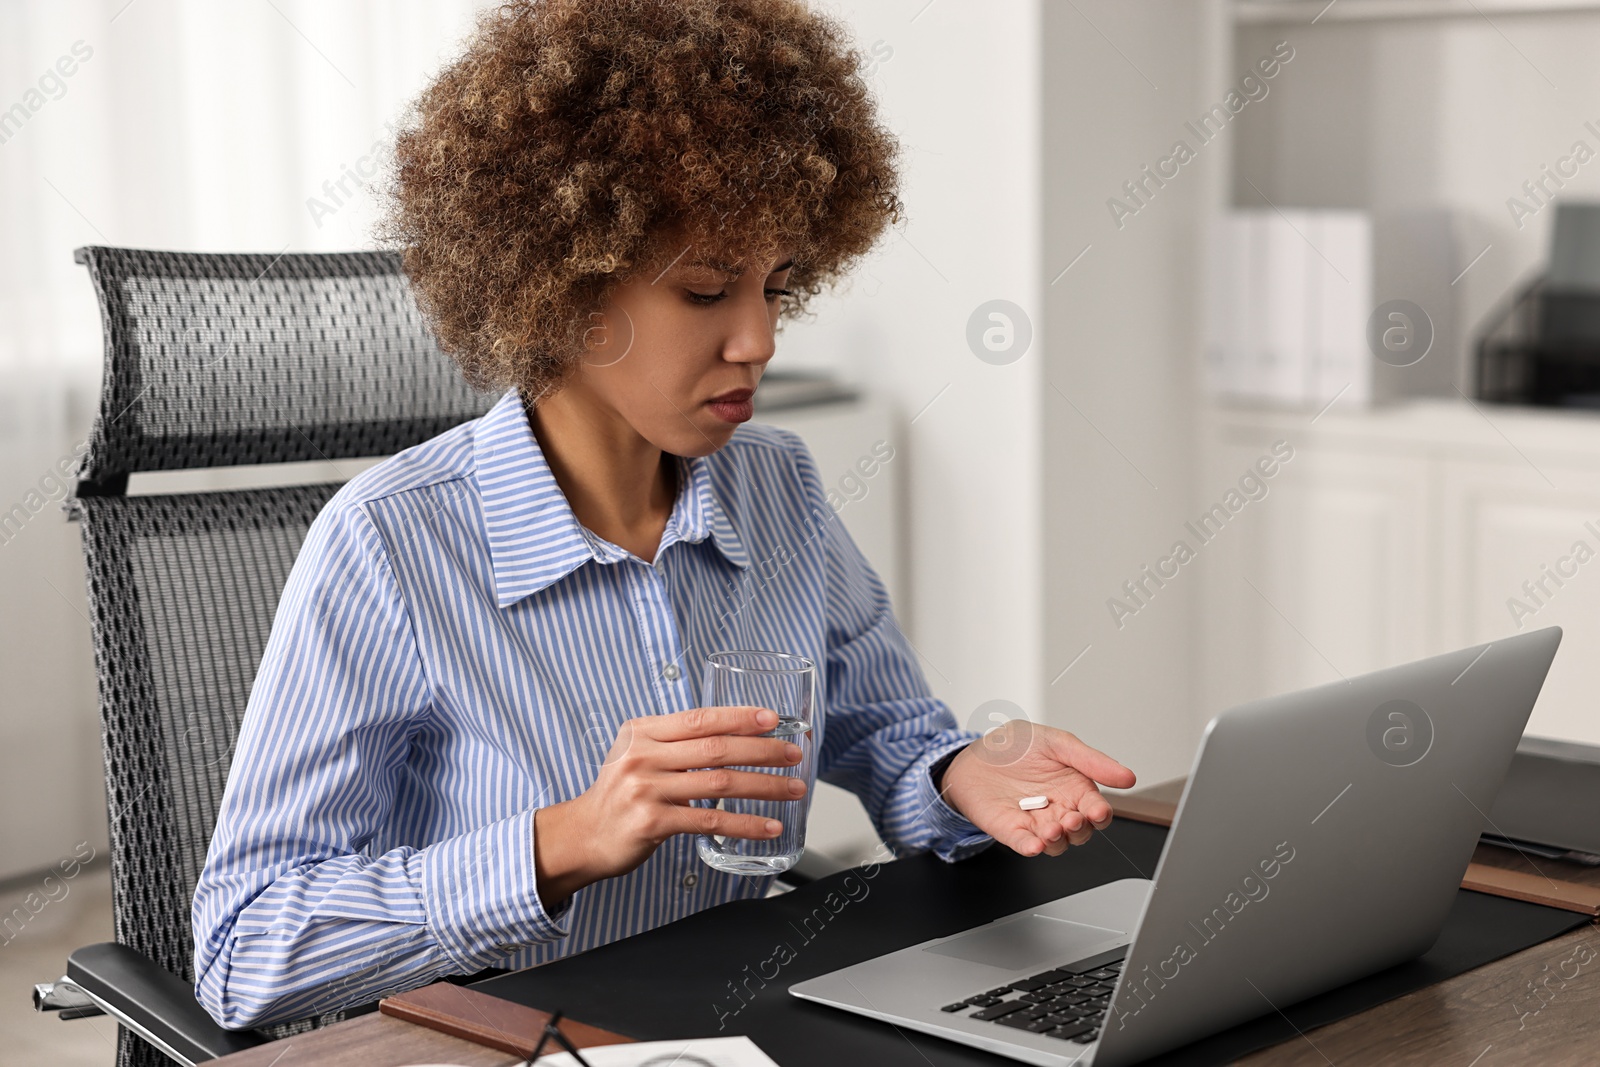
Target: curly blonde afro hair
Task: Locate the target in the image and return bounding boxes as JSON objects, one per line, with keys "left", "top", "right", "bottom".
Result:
{"left": 374, "top": 0, "right": 906, "bottom": 399}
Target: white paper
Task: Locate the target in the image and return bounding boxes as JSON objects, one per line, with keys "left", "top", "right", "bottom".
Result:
{"left": 1205, "top": 207, "right": 1374, "bottom": 410}
{"left": 533, "top": 1034, "right": 781, "bottom": 1066}
{"left": 1313, "top": 211, "right": 1372, "bottom": 408}
{"left": 1202, "top": 213, "right": 1245, "bottom": 399}
{"left": 1261, "top": 209, "right": 1312, "bottom": 404}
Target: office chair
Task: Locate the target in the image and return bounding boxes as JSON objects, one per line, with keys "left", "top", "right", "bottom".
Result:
{"left": 31, "top": 246, "right": 503, "bottom": 1066}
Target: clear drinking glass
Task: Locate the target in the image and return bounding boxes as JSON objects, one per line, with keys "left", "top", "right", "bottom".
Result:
{"left": 695, "top": 649, "right": 817, "bottom": 876}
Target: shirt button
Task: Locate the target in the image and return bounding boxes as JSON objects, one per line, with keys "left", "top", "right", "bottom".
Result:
{"left": 497, "top": 943, "right": 518, "bottom": 954}
{"left": 682, "top": 871, "right": 699, "bottom": 888}
{"left": 663, "top": 663, "right": 682, "bottom": 681}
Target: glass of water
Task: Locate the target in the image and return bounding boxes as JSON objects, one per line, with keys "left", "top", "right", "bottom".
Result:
{"left": 695, "top": 649, "right": 817, "bottom": 876}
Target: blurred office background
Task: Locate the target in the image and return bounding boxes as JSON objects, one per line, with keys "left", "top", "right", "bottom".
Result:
{"left": 7, "top": 1, "right": 1600, "bottom": 1060}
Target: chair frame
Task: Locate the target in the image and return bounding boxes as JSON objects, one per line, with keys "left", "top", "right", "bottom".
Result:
{"left": 32, "top": 245, "right": 502, "bottom": 1065}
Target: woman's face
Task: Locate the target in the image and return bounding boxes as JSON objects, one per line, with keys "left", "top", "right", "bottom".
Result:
{"left": 558, "top": 242, "right": 796, "bottom": 458}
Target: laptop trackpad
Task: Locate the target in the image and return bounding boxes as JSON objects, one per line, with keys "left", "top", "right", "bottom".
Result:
{"left": 922, "top": 914, "right": 1126, "bottom": 973}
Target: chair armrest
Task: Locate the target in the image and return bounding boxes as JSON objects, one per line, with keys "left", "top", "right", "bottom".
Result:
{"left": 66, "top": 942, "right": 267, "bottom": 1065}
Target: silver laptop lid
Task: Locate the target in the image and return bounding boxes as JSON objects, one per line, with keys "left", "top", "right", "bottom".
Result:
{"left": 1095, "top": 626, "right": 1561, "bottom": 1066}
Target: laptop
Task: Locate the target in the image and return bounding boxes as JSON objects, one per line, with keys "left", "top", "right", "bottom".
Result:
{"left": 789, "top": 627, "right": 1562, "bottom": 1066}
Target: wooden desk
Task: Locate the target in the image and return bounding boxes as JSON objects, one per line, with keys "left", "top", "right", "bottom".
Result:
{"left": 211, "top": 781, "right": 1600, "bottom": 1066}
{"left": 209, "top": 982, "right": 629, "bottom": 1066}
{"left": 1233, "top": 925, "right": 1599, "bottom": 1065}
{"left": 206, "top": 925, "right": 1600, "bottom": 1066}
{"left": 210, "top": 1009, "right": 525, "bottom": 1067}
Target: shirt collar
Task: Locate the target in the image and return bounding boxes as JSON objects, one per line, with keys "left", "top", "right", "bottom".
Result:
{"left": 472, "top": 388, "right": 750, "bottom": 608}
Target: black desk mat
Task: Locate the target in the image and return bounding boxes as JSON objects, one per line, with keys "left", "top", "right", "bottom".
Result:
{"left": 477, "top": 820, "right": 1589, "bottom": 1064}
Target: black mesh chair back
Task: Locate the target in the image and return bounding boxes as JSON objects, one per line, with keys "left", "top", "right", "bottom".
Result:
{"left": 65, "top": 246, "right": 501, "bottom": 1066}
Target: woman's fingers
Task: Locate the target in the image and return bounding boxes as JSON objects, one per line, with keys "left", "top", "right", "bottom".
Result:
{"left": 1007, "top": 829, "right": 1046, "bottom": 856}
{"left": 651, "top": 732, "right": 803, "bottom": 772}
{"left": 1049, "top": 773, "right": 1112, "bottom": 826}
{"left": 1077, "top": 790, "right": 1114, "bottom": 826}
{"left": 676, "top": 802, "right": 787, "bottom": 842}
{"left": 626, "top": 706, "right": 803, "bottom": 771}
{"left": 656, "top": 767, "right": 808, "bottom": 804}
{"left": 641, "top": 705, "right": 779, "bottom": 743}
{"left": 1046, "top": 730, "right": 1137, "bottom": 791}
{"left": 993, "top": 811, "right": 1059, "bottom": 857}
{"left": 1007, "top": 800, "right": 1102, "bottom": 859}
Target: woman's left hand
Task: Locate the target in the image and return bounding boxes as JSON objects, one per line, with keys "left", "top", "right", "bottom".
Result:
{"left": 939, "top": 720, "right": 1136, "bottom": 857}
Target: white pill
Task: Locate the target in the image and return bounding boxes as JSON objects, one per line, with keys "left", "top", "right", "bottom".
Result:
{"left": 1019, "top": 795, "right": 1048, "bottom": 811}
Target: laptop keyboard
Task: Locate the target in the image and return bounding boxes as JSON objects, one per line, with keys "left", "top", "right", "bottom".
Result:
{"left": 937, "top": 946, "right": 1126, "bottom": 1045}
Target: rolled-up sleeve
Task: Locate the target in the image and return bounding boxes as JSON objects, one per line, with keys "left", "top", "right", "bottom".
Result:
{"left": 191, "top": 496, "right": 569, "bottom": 1031}
{"left": 780, "top": 432, "right": 994, "bottom": 864}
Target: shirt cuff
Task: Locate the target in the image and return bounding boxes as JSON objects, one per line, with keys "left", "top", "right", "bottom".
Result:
{"left": 421, "top": 807, "right": 571, "bottom": 973}
{"left": 916, "top": 732, "right": 996, "bottom": 863}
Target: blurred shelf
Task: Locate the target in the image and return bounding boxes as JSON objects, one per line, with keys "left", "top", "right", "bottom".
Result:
{"left": 751, "top": 370, "right": 859, "bottom": 413}
{"left": 1235, "top": 0, "right": 1600, "bottom": 24}
{"left": 1204, "top": 396, "right": 1600, "bottom": 466}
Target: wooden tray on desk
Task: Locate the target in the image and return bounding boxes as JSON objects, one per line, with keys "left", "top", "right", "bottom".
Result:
{"left": 204, "top": 982, "right": 634, "bottom": 1067}
{"left": 1111, "top": 777, "right": 1600, "bottom": 916}
{"left": 380, "top": 981, "right": 635, "bottom": 1059}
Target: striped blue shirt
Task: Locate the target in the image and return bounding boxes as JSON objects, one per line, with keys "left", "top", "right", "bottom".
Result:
{"left": 192, "top": 386, "right": 992, "bottom": 1029}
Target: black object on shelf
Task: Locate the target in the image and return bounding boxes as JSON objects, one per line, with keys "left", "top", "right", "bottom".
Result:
{"left": 751, "top": 370, "right": 859, "bottom": 413}
{"left": 1481, "top": 735, "right": 1600, "bottom": 863}
{"left": 1477, "top": 202, "right": 1600, "bottom": 406}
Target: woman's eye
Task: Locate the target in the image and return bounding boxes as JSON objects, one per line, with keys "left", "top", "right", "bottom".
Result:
{"left": 684, "top": 288, "right": 792, "bottom": 306}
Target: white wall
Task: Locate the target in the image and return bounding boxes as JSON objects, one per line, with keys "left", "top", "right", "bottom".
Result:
{"left": 0, "top": 373, "right": 102, "bottom": 881}
{"left": 1041, "top": 0, "right": 1230, "bottom": 788}
{"left": 789, "top": 0, "right": 1046, "bottom": 736}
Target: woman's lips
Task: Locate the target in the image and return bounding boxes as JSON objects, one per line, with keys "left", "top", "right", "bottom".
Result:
{"left": 707, "top": 397, "right": 754, "bottom": 423}
{"left": 707, "top": 388, "right": 755, "bottom": 423}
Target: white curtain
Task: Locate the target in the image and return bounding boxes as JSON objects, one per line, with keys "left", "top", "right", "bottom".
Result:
{"left": 0, "top": 0, "right": 496, "bottom": 877}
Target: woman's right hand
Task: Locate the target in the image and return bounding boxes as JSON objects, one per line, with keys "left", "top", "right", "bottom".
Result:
{"left": 532, "top": 704, "right": 806, "bottom": 908}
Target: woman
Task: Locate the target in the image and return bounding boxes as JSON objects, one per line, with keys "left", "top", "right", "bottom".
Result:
{"left": 192, "top": 0, "right": 1135, "bottom": 1030}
